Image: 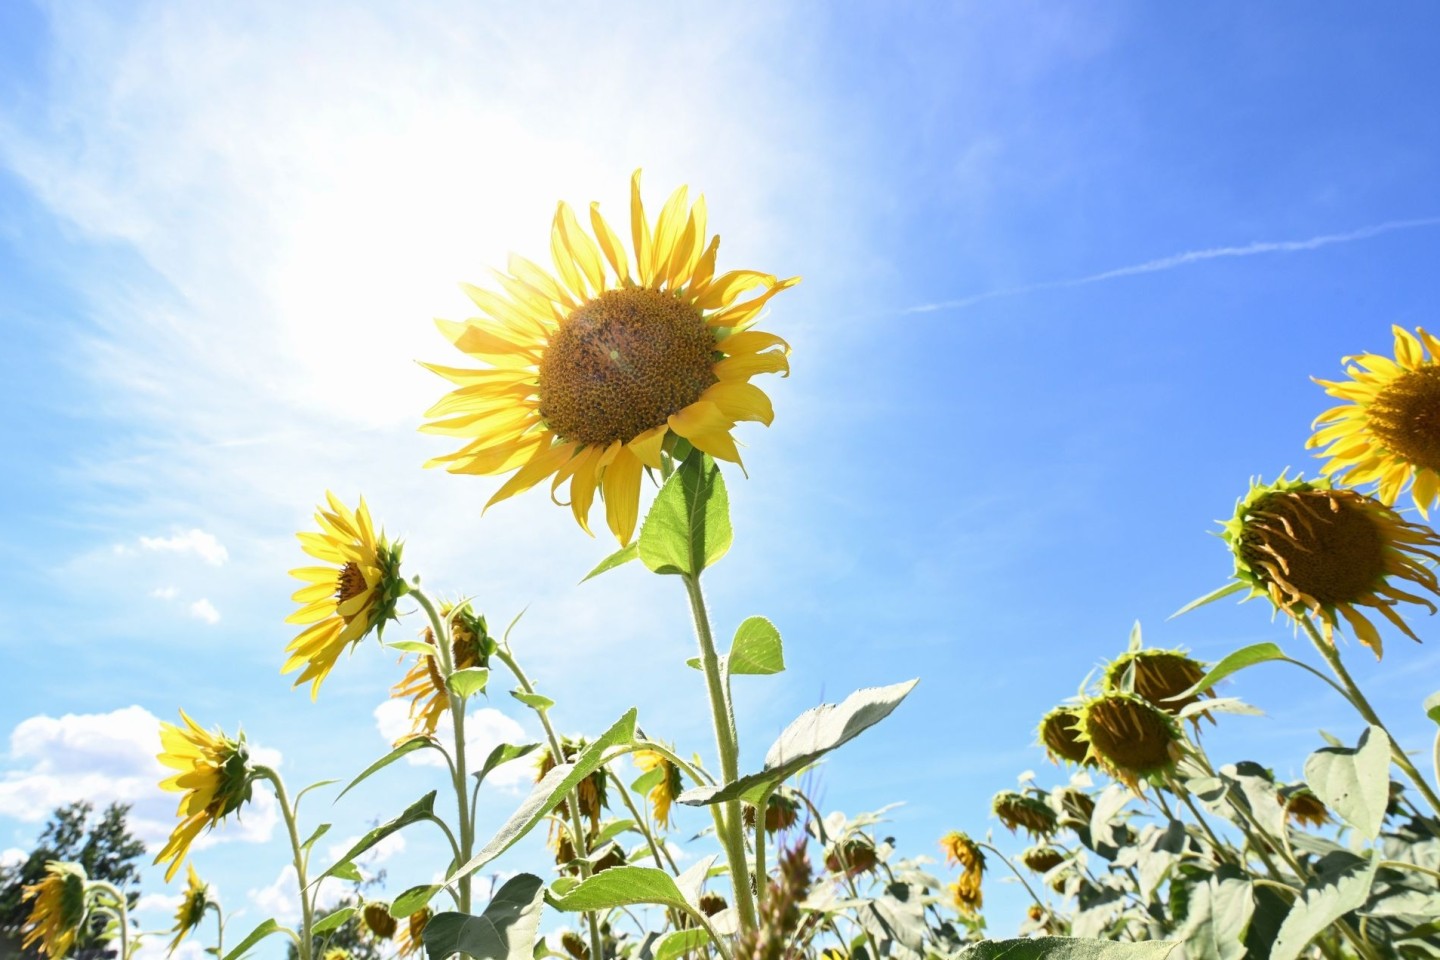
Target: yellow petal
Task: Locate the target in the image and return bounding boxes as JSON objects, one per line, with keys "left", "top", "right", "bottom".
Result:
{"left": 590, "top": 202, "right": 631, "bottom": 284}
{"left": 627, "top": 423, "right": 668, "bottom": 469}
{"left": 630, "top": 169, "right": 654, "bottom": 287}
{"left": 484, "top": 438, "right": 576, "bottom": 510}
{"left": 602, "top": 446, "right": 644, "bottom": 545}
{"left": 694, "top": 270, "right": 774, "bottom": 311}
{"left": 702, "top": 380, "right": 774, "bottom": 425}
{"left": 668, "top": 401, "right": 741, "bottom": 464}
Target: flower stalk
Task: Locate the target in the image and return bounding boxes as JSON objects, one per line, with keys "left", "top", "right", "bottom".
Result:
{"left": 254, "top": 766, "right": 312, "bottom": 960}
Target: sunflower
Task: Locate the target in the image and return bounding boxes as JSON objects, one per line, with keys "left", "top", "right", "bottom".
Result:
{"left": 397, "top": 908, "right": 431, "bottom": 958}
{"left": 1310, "top": 325, "right": 1440, "bottom": 515}
{"left": 823, "top": 838, "right": 878, "bottom": 878}
{"left": 421, "top": 171, "right": 799, "bottom": 545}
{"left": 362, "top": 902, "right": 397, "bottom": 941}
{"left": 1037, "top": 706, "right": 1094, "bottom": 768}
{"left": 632, "top": 747, "right": 683, "bottom": 830}
{"left": 1018, "top": 844, "right": 1065, "bottom": 875}
{"left": 167, "top": 863, "right": 216, "bottom": 955}
{"left": 1077, "top": 692, "right": 1183, "bottom": 792}
{"left": 390, "top": 604, "right": 490, "bottom": 739}
{"left": 154, "top": 711, "right": 254, "bottom": 882}
{"left": 1102, "top": 648, "right": 1212, "bottom": 719}
{"left": 1222, "top": 474, "right": 1440, "bottom": 656}
{"left": 1280, "top": 785, "right": 1332, "bottom": 830}
{"left": 285, "top": 492, "right": 405, "bottom": 698}
{"left": 743, "top": 791, "right": 802, "bottom": 834}
{"left": 939, "top": 831, "right": 984, "bottom": 915}
{"left": 21, "top": 861, "right": 88, "bottom": 960}
{"left": 536, "top": 738, "right": 607, "bottom": 833}
{"left": 991, "top": 791, "right": 1057, "bottom": 839}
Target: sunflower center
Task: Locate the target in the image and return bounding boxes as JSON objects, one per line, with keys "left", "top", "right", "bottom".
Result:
{"left": 538, "top": 287, "right": 717, "bottom": 447}
{"left": 1368, "top": 366, "right": 1440, "bottom": 472}
{"left": 336, "top": 562, "right": 367, "bottom": 606}
{"left": 1240, "top": 490, "right": 1385, "bottom": 605}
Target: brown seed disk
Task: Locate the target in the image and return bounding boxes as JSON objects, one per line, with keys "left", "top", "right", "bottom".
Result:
{"left": 1085, "top": 697, "right": 1175, "bottom": 773}
{"left": 1368, "top": 365, "right": 1440, "bottom": 473}
{"left": 1239, "top": 490, "right": 1385, "bottom": 605}
{"left": 336, "top": 561, "right": 367, "bottom": 607}
{"left": 539, "top": 287, "right": 716, "bottom": 446}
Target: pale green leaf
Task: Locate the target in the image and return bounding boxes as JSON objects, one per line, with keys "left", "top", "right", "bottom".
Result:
{"left": 319, "top": 792, "right": 436, "bottom": 880}
{"left": 726, "top": 617, "right": 784, "bottom": 676}
{"left": 311, "top": 906, "right": 354, "bottom": 936}
{"left": 582, "top": 543, "right": 639, "bottom": 582}
{"left": 474, "top": 742, "right": 541, "bottom": 790}
{"left": 958, "top": 938, "right": 1180, "bottom": 960}
{"left": 220, "top": 919, "right": 291, "bottom": 960}
{"left": 637, "top": 454, "right": 732, "bottom": 577}
{"left": 337, "top": 739, "right": 438, "bottom": 801}
{"left": 388, "top": 640, "right": 439, "bottom": 656}
{"left": 654, "top": 928, "right": 710, "bottom": 960}
{"left": 549, "top": 866, "right": 687, "bottom": 912}
{"left": 1168, "top": 643, "right": 1286, "bottom": 703}
{"left": 422, "top": 874, "right": 546, "bottom": 960}
{"left": 300, "top": 822, "right": 331, "bottom": 853}
{"left": 1180, "top": 872, "right": 1255, "bottom": 960}
{"left": 1271, "top": 853, "right": 1378, "bottom": 960}
{"left": 510, "top": 690, "right": 555, "bottom": 711}
{"left": 1304, "top": 725, "right": 1390, "bottom": 842}
{"left": 446, "top": 667, "right": 490, "bottom": 700}
{"left": 391, "top": 884, "right": 441, "bottom": 918}
{"left": 1169, "top": 581, "right": 1248, "bottom": 619}
{"left": 1424, "top": 691, "right": 1440, "bottom": 725}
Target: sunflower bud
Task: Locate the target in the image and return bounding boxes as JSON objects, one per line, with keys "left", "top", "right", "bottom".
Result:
{"left": 991, "top": 791, "right": 1058, "bottom": 839}
{"left": 742, "top": 792, "right": 802, "bottom": 834}
{"left": 1078, "top": 692, "right": 1184, "bottom": 791}
{"left": 560, "top": 932, "right": 589, "bottom": 960}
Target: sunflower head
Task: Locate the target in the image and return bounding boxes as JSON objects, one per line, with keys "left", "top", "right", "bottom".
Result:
{"left": 154, "top": 711, "right": 255, "bottom": 882}
{"left": 632, "top": 747, "right": 683, "bottom": 830}
{"left": 1077, "top": 692, "right": 1184, "bottom": 791}
{"left": 939, "top": 831, "right": 985, "bottom": 916}
{"left": 592, "top": 844, "right": 627, "bottom": 874}
{"left": 1311, "top": 326, "right": 1440, "bottom": 515}
{"left": 285, "top": 493, "right": 406, "bottom": 698}
{"left": 823, "top": 838, "right": 878, "bottom": 878}
{"left": 743, "top": 791, "right": 803, "bottom": 835}
{"left": 1102, "top": 648, "right": 1212, "bottom": 719}
{"left": 698, "top": 893, "right": 728, "bottom": 917}
{"left": 323, "top": 949, "right": 350, "bottom": 960}
{"left": 1223, "top": 473, "right": 1440, "bottom": 657}
{"left": 422, "top": 170, "right": 799, "bottom": 545}
{"left": 991, "top": 790, "right": 1058, "bottom": 839}
{"left": 1019, "top": 844, "right": 1065, "bottom": 875}
{"left": 1051, "top": 786, "right": 1096, "bottom": 829}
{"left": 1037, "top": 706, "right": 1094, "bottom": 768}
{"left": 167, "top": 863, "right": 216, "bottom": 956}
{"left": 389, "top": 602, "right": 493, "bottom": 740}
{"left": 362, "top": 902, "right": 397, "bottom": 941}
{"left": 1281, "top": 785, "right": 1333, "bottom": 829}
{"left": 560, "top": 932, "right": 589, "bottom": 960}
{"left": 536, "top": 738, "right": 607, "bottom": 830}
{"left": 397, "top": 908, "right": 432, "bottom": 958}
{"left": 21, "top": 861, "right": 88, "bottom": 960}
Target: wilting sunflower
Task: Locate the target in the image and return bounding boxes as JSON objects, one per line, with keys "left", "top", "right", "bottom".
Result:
{"left": 1222, "top": 474, "right": 1440, "bottom": 656}
{"left": 991, "top": 791, "right": 1058, "bottom": 839}
{"left": 824, "top": 838, "right": 879, "bottom": 877}
{"left": 1102, "top": 648, "right": 1212, "bottom": 719}
{"left": 390, "top": 603, "right": 491, "bottom": 739}
{"left": 362, "top": 901, "right": 397, "bottom": 941}
{"left": 1037, "top": 706, "right": 1094, "bottom": 768}
{"left": 560, "top": 932, "right": 589, "bottom": 960}
{"left": 154, "top": 711, "right": 254, "bottom": 882}
{"left": 939, "top": 831, "right": 984, "bottom": 915}
{"left": 1077, "top": 692, "right": 1184, "bottom": 792}
{"left": 1018, "top": 844, "right": 1065, "bottom": 875}
{"left": 1052, "top": 786, "right": 1096, "bottom": 829}
{"left": 167, "top": 863, "right": 216, "bottom": 955}
{"left": 536, "top": 738, "right": 607, "bottom": 833}
{"left": 21, "top": 861, "right": 88, "bottom": 960}
{"left": 422, "top": 171, "right": 800, "bottom": 545}
{"left": 743, "top": 791, "right": 802, "bottom": 834}
{"left": 1280, "top": 785, "right": 1332, "bottom": 829}
{"left": 632, "top": 747, "right": 683, "bottom": 830}
{"left": 698, "top": 893, "right": 728, "bottom": 917}
{"left": 397, "top": 908, "right": 431, "bottom": 958}
{"left": 1311, "top": 325, "right": 1440, "bottom": 515}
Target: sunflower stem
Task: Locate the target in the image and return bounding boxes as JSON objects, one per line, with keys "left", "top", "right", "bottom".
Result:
{"left": 975, "top": 842, "right": 1047, "bottom": 911}
{"left": 411, "top": 589, "right": 474, "bottom": 913}
{"left": 1300, "top": 616, "right": 1440, "bottom": 816}
{"left": 89, "top": 881, "right": 131, "bottom": 960}
{"left": 255, "top": 766, "right": 312, "bottom": 960}
{"left": 680, "top": 571, "right": 757, "bottom": 934}
{"left": 209, "top": 903, "right": 225, "bottom": 960}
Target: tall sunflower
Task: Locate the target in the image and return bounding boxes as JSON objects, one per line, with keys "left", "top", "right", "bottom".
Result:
{"left": 21, "top": 862, "right": 88, "bottom": 960}
{"left": 154, "top": 711, "right": 254, "bottom": 882}
{"left": 389, "top": 603, "right": 490, "bottom": 739}
{"left": 1310, "top": 326, "right": 1440, "bottom": 515}
{"left": 167, "top": 863, "right": 216, "bottom": 956}
{"left": 422, "top": 171, "right": 799, "bottom": 544}
{"left": 285, "top": 492, "right": 405, "bottom": 698}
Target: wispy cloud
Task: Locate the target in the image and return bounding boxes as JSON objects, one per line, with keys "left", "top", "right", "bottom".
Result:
{"left": 137, "top": 529, "right": 229, "bottom": 566}
{"left": 187, "top": 598, "right": 220, "bottom": 624}
{"left": 902, "top": 217, "right": 1440, "bottom": 315}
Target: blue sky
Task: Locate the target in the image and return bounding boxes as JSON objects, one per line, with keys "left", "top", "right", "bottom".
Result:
{"left": 4, "top": 1, "right": 1440, "bottom": 950}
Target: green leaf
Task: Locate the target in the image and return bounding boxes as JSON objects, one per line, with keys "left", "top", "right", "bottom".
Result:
{"left": 474, "top": 742, "right": 541, "bottom": 790}
{"left": 447, "top": 667, "right": 490, "bottom": 700}
{"left": 391, "top": 884, "right": 441, "bottom": 917}
{"left": 637, "top": 454, "right": 732, "bottom": 577}
{"left": 295, "top": 779, "right": 339, "bottom": 807}
{"left": 389, "top": 639, "right": 440, "bottom": 656}
{"left": 312, "top": 906, "right": 355, "bottom": 936}
{"left": 593, "top": 819, "right": 640, "bottom": 848}
{"left": 422, "top": 874, "right": 546, "bottom": 960}
{"left": 1304, "top": 724, "right": 1390, "bottom": 842}
{"left": 449, "top": 709, "right": 637, "bottom": 884}
{"left": 1168, "top": 643, "right": 1286, "bottom": 703}
{"left": 1271, "top": 852, "right": 1379, "bottom": 960}
{"left": 653, "top": 929, "right": 710, "bottom": 960}
{"left": 549, "top": 866, "right": 689, "bottom": 912}
{"left": 330, "top": 861, "right": 363, "bottom": 882}
{"left": 630, "top": 767, "right": 664, "bottom": 797}
{"left": 1424, "top": 691, "right": 1440, "bottom": 725}
{"left": 673, "top": 855, "right": 718, "bottom": 909}
{"left": 511, "top": 690, "right": 555, "bottom": 711}
{"left": 1170, "top": 580, "right": 1248, "bottom": 619}
{"left": 319, "top": 791, "right": 437, "bottom": 880}
{"left": 678, "top": 680, "right": 918, "bottom": 806}
{"left": 957, "top": 938, "right": 1180, "bottom": 960}
{"left": 337, "top": 738, "right": 438, "bottom": 801}
{"left": 300, "top": 822, "right": 331, "bottom": 853}
{"left": 220, "top": 919, "right": 291, "bottom": 960}
{"left": 582, "top": 542, "right": 639, "bottom": 582}
{"left": 726, "top": 617, "right": 785, "bottom": 676}
{"left": 1180, "top": 872, "right": 1255, "bottom": 960}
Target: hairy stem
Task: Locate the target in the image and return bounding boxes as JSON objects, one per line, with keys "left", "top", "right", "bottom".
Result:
{"left": 256, "top": 766, "right": 312, "bottom": 960}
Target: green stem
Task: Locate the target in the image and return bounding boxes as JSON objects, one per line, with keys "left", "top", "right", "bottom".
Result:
{"left": 754, "top": 787, "right": 772, "bottom": 915}
{"left": 976, "top": 843, "right": 1046, "bottom": 911}
{"left": 1300, "top": 616, "right": 1440, "bottom": 816}
{"left": 256, "top": 766, "right": 312, "bottom": 960}
{"left": 210, "top": 904, "right": 225, "bottom": 960}
{"left": 680, "top": 572, "right": 757, "bottom": 933}
{"left": 411, "top": 589, "right": 474, "bottom": 913}
{"left": 1168, "top": 776, "right": 1238, "bottom": 868}
{"left": 89, "top": 882, "right": 131, "bottom": 960}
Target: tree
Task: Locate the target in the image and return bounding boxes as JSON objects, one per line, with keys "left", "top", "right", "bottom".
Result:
{"left": 0, "top": 802, "right": 146, "bottom": 960}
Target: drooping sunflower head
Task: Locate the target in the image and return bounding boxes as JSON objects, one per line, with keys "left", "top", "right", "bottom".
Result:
{"left": 1311, "top": 326, "right": 1440, "bottom": 515}
{"left": 1018, "top": 844, "right": 1065, "bottom": 875}
{"left": 1223, "top": 474, "right": 1440, "bottom": 657}
{"left": 1037, "top": 706, "right": 1095, "bottom": 768}
{"left": 743, "top": 790, "right": 803, "bottom": 835}
{"left": 536, "top": 738, "right": 608, "bottom": 833}
{"left": 1280, "top": 785, "right": 1332, "bottom": 830}
{"left": 823, "top": 838, "right": 879, "bottom": 878}
{"left": 560, "top": 931, "right": 589, "bottom": 960}
{"left": 1050, "top": 785, "right": 1096, "bottom": 830}
{"left": 154, "top": 711, "right": 254, "bottom": 882}
{"left": 397, "top": 908, "right": 432, "bottom": 958}
{"left": 389, "top": 602, "right": 492, "bottom": 740}
{"left": 285, "top": 492, "right": 406, "bottom": 698}
{"left": 1077, "top": 692, "right": 1184, "bottom": 792}
{"left": 21, "top": 861, "right": 88, "bottom": 960}
{"left": 939, "top": 831, "right": 984, "bottom": 915}
{"left": 632, "top": 747, "right": 683, "bottom": 830}
{"left": 362, "top": 902, "right": 397, "bottom": 941}
{"left": 422, "top": 171, "right": 800, "bottom": 545}
{"left": 167, "top": 863, "right": 216, "bottom": 956}
{"left": 991, "top": 790, "right": 1058, "bottom": 839}
{"left": 1102, "top": 648, "right": 1211, "bottom": 718}
{"left": 698, "top": 893, "right": 728, "bottom": 917}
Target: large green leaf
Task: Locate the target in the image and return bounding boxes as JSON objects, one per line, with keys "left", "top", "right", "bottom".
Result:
{"left": 422, "top": 874, "right": 546, "bottom": 960}
{"left": 653, "top": 929, "right": 710, "bottom": 960}
{"left": 318, "top": 792, "right": 436, "bottom": 880}
{"left": 391, "top": 884, "right": 441, "bottom": 917}
{"left": 957, "top": 938, "right": 1180, "bottom": 960}
{"left": 1304, "top": 725, "right": 1389, "bottom": 842}
{"left": 1168, "top": 643, "right": 1285, "bottom": 703}
{"left": 677, "top": 680, "right": 918, "bottom": 806}
{"left": 1271, "top": 852, "right": 1379, "bottom": 960}
{"left": 446, "top": 667, "right": 490, "bottom": 700}
{"left": 448, "top": 709, "right": 637, "bottom": 884}
{"left": 311, "top": 906, "right": 355, "bottom": 936}
{"left": 1180, "top": 872, "right": 1255, "bottom": 960}
{"left": 549, "top": 866, "right": 688, "bottom": 912}
{"left": 637, "top": 454, "right": 732, "bottom": 577}
{"left": 220, "top": 918, "right": 291, "bottom": 960}
{"left": 336, "top": 738, "right": 438, "bottom": 801}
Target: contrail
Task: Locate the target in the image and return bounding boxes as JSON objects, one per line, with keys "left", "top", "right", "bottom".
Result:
{"left": 901, "top": 216, "right": 1440, "bottom": 316}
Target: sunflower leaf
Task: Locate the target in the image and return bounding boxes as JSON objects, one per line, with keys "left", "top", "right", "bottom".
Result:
{"left": 446, "top": 667, "right": 490, "bottom": 700}
{"left": 391, "top": 884, "right": 442, "bottom": 917}
{"left": 957, "top": 938, "right": 1180, "bottom": 960}
{"left": 473, "top": 742, "right": 541, "bottom": 790}
{"left": 727, "top": 616, "right": 785, "bottom": 675}
{"left": 582, "top": 542, "right": 639, "bottom": 582}
{"left": 220, "top": 919, "right": 291, "bottom": 960}
{"left": 654, "top": 929, "right": 711, "bottom": 960}
{"left": 1167, "top": 643, "right": 1286, "bottom": 703}
{"left": 1270, "top": 852, "right": 1379, "bottom": 960}
{"left": 549, "top": 865, "right": 689, "bottom": 912}
{"left": 319, "top": 791, "right": 437, "bottom": 880}
{"left": 1169, "top": 580, "right": 1248, "bottom": 619}
{"left": 311, "top": 906, "right": 355, "bottom": 936}
{"left": 511, "top": 690, "right": 555, "bottom": 711}
{"left": 1303, "top": 725, "right": 1389, "bottom": 842}
{"left": 421, "top": 874, "right": 546, "bottom": 960}
{"left": 388, "top": 639, "right": 440, "bottom": 656}
{"left": 300, "top": 822, "right": 331, "bottom": 853}
{"left": 1425, "top": 691, "right": 1440, "bottom": 725}
{"left": 336, "top": 738, "right": 439, "bottom": 802}
{"left": 638, "top": 454, "right": 732, "bottom": 577}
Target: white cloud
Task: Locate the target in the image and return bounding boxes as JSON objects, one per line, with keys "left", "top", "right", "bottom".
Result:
{"left": 138, "top": 530, "right": 229, "bottom": 566}
{"left": 150, "top": 585, "right": 178, "bottom": 600}
{"left": 134, "top": 934, "right": 206, "bottom": 960}
{"left": 373, "top": 701, "right": 529, "bottom": 788}
{"left": 135, "top": 891, "right": 183, "bottom": 914}
{"left": 325, "top": 831, "right": 405, "bottom": 880}
{"left": 0, "top": 847, "right": 25, "bottom": 868}
{"left": 187, "top": 598, "right": 221, "bottom": 624}
{"left": 250, "top": 865, "right": 346, "bottom": 924}
{"left": 0, "top": 707, "right": 278, "bottom": 852}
